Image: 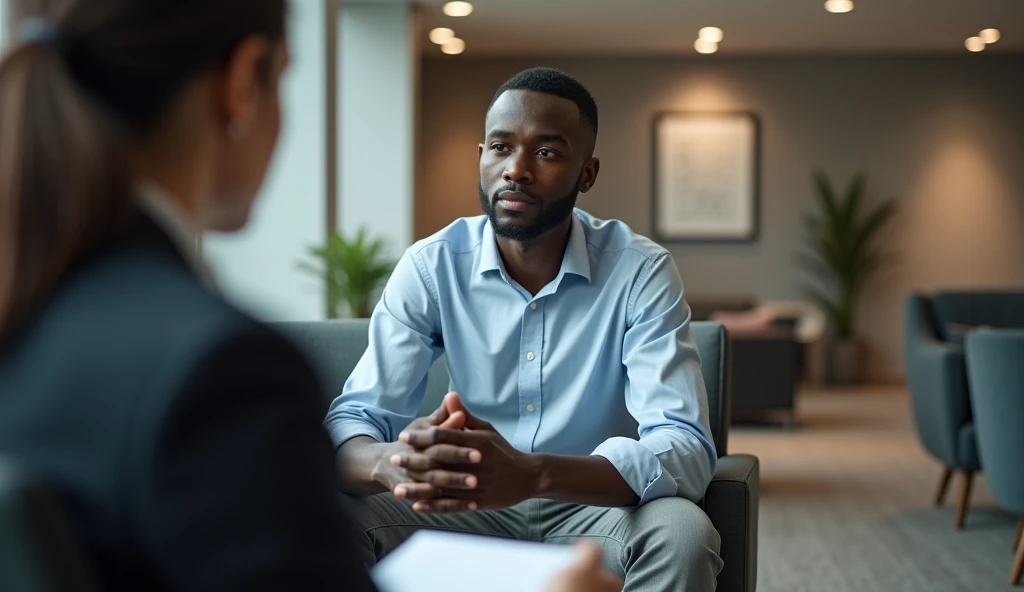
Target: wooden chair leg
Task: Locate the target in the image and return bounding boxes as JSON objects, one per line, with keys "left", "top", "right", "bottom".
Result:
{"left": 1011, "top": 519, "right": 1024, "bottom": 586}
{"left": 954, "top": 470, "right": 974, "bottom": 530}
{"left": 1014, "top": 518, "right": 1023, "bottom": 552}
{"left": 935, "top": 466, "right": 953, "bottom": 506}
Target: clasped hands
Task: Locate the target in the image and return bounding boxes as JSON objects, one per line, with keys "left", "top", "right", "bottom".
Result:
{"left": 378, "top": 392, "right": 540, "bottom": 512}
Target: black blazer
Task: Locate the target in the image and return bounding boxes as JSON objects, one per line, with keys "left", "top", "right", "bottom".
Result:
{"left": 0, "top": 214, "right": 375, "bottom": 591}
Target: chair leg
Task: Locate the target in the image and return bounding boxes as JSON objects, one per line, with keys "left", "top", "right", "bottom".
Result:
{"left": 1015, "top": 518, "right": 1023, "bottom": 552}
{"left": 1012, "top": 519, "right": 1024, "bottom": 586}
{"left": 935, "top": 466, "right": 953, "bottom": 506}
{"left": 954, "top": 470, "right": 974, "bottom": 530}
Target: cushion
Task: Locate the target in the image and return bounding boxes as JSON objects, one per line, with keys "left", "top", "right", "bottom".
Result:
{"left": 710, "top": 309, "right": 775, "bottom": 336}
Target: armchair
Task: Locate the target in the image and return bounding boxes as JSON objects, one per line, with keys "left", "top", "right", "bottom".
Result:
{"left": 964, "top": 328, "right": 1024, "bottom": 585}
{"left": 277, "top": 319, "right": 760, "bottom": 592}
{"left": 904, "top": 291, "right": 1024, "bottom": 529}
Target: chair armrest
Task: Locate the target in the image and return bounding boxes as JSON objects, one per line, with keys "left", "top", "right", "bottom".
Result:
{"left": 702, "top": 454, "right": 759, "bottom": 592}
{"left": 905, "top": 341, "right": 973, "bottom": 467}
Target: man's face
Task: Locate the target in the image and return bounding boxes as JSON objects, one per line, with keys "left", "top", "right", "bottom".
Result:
{"left": 478, "top": 90, "right": 599, "bottom": 242}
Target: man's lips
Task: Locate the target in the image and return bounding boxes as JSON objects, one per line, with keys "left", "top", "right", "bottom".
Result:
{"left": 496, "top": 191, "right": 536, "bottom": 212}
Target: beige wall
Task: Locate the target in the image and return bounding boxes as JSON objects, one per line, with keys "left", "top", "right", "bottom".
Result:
{"left": 417, "top": 55, "right": 1024, "bottom": 383}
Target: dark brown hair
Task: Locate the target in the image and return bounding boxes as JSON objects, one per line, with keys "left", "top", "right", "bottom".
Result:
{"left": 0, "top": 0, "right": 287, "bottom": 342}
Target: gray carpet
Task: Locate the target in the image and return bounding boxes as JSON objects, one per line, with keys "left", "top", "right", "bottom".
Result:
{"left": 729, "top": 387, "right": 1021, "bottom": 592}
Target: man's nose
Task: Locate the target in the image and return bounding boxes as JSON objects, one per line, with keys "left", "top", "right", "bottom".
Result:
{"left": 502, "top": 152, "right": 534, "bottom": 184}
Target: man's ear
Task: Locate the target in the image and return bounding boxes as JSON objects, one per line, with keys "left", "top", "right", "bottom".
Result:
{"left": 478, "top": 144, "right": 485, "bottom": 161}
{"left": 579, "top": 157, "right": 601, "bottom": 193}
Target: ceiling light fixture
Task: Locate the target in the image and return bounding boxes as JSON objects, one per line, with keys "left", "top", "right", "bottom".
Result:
{"left": 694, "top": 38, "right": 718, "bottom": 55}
{"left": 980, "top": 28, "right": 1000, "bottom": 44}
{"left": 441, "top": 38, "right": 466, "bottom": 55}
{"left": 824, "top": 0, "right": 854, "bottom": 14}
{"left": 699, "top": 27, "right": 723, "bottom": 43}
{"left": 442, "top": 1, "right": 474, "bottom": 17}
{"left": 965, "top": 36, "right": 986, "bottom": 52}
{"left": 429, "top": 27, "right": 455, "bottom": 44}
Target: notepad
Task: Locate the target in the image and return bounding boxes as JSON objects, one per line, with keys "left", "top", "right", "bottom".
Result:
{"left": 371, "top": 529, "right": 577, "bottom": 592}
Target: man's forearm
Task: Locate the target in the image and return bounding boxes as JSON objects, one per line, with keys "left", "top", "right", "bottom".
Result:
{"left": 335, "top": 436, "right": 398, "bottom": 495}
{"left": 531, "top": 454, "right": 640, "bottom": 507}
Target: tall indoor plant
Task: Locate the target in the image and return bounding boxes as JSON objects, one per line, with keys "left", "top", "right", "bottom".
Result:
{"left": 797, "top": 170, "right": 898, "bottom": 384}
{"left": 299, "top": 228, "right": 396, "bottom": 318}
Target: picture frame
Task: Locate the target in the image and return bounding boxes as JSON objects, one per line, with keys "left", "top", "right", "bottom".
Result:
{"left": 651, "top": 111, "right": 760, "bottom": 242}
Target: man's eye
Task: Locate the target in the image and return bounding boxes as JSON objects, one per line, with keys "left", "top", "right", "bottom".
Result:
{"left": 491, "top": 143, "right": 509, "bottom": 153}
{"left": 537, "top": 149, "right": 555, "bottom": 157}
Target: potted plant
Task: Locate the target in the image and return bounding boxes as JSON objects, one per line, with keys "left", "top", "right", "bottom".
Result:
{"left": 299, "top": 228, "right": 396, "bottom": 318}
{"left": 797, "top": 170, "right": 898, "bottom": 384}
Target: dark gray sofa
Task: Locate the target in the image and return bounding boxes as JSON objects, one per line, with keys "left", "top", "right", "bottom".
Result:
{"left": 277, "top": 319, "right": 760, "bottom": 592}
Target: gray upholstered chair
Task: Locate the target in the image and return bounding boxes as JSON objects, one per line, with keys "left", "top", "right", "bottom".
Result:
{"left": 964, "top": 328, "right": 1024, "bottom": 585}
{"left": 903, "top": 291, "right": 1024, "bottom": 528}
{"left": 0, "top": 458, "right": 98, "bottom": 592}
{"left": 276, "top": 318, "right": 760, "bottom": 592}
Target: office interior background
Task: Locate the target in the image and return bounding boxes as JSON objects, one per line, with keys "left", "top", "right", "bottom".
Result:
{"left": 4, "top": 1, "right": 1021, "bottom": 590}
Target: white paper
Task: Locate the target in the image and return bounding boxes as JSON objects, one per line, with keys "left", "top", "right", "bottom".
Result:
{"left": 371, "top": 529, "right": 577, "bottom": 592}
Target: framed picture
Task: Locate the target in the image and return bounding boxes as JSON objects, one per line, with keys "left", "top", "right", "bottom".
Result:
{"left": 651, "top": 111, "right": 760, "bottom": 242}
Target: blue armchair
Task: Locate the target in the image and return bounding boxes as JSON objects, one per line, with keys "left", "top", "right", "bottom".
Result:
{"left": 964, "top": 328, "right": 1024, "bottom": 585}
{"left": 903, "top": 291, "right": 1024, "bottom": 528}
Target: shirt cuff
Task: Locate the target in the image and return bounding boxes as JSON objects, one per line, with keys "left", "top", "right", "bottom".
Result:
{"left": 591, "top": 437, "right": 678, "bottom": 505}
{"left": 325, "top": 420, "right": 387, "bottom": 450}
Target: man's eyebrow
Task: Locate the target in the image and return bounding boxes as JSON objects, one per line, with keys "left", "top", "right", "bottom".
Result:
{"left": 535, "top": 133, "right": 569, "bottom": 145}
{"left": 486, "top": 129, "right": 514, "bottom": 139}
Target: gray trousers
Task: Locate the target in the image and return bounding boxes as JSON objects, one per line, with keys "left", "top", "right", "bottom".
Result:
{"left": 349, "top": 493, "right": 723, "bottom": 591}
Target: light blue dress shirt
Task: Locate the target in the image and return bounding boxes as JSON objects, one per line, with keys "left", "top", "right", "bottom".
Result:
{"left": 324, "top": 209, "right": 717, "bottom": 505}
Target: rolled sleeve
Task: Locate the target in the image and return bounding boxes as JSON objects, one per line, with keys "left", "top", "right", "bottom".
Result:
{"left": 592, "top": 437, "right": 678, "bottom": 504}
{"left": 322, "top": 249, "right": 442, "bottom": 448}
{"left": 605, "top": 253, "right": 717, "bottom": 505}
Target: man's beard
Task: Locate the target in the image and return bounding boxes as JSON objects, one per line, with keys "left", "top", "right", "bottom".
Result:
{"left": 478, "top": 173, "right": 582, "bottom": 242}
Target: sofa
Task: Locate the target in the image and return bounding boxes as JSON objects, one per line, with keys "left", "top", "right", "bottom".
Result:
{"left": 276, "top": 318, "right": 760, "bottom": 592}
{"left": 964, "top": 328, "right": 1024, "bottom": 584}
{"left": 688, "top": 295, "right": 802, "bottom": 425}
{"left": 904, "top": 290, "right": 1024, "bottom": 528}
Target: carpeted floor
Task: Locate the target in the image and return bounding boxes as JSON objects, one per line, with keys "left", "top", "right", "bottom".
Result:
{"left": 728, "top": 386, "right": 1021, "bottom": 592}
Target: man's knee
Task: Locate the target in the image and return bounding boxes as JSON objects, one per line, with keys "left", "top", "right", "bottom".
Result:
{"left": 633, "top": 497, "right": 721, "bottom": 571}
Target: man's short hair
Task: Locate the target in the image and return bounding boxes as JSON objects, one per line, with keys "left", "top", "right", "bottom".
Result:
{"left": 487, "top": 67, "right": 598, "bottom": 136}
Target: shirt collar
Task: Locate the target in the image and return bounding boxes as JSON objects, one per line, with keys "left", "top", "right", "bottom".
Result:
{"left": 476, "top": 211, "right": 592, "bottom": 284}
{"left": 135, "top": 180, "right": 217, "bottom": 289}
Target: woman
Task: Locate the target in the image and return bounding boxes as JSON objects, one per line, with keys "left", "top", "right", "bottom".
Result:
{"left": 0, "top": 1, "right": 619, "bottom": 591}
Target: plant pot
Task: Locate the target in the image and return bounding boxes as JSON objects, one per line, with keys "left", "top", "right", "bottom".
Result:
{"left": 828, "top": 338, "right": 862, "bottom": 385}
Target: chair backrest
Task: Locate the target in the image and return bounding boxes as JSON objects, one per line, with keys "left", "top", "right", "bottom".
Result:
{"left": 0, "top": 458, "right": 97, "bottom": 592}
{"left": 926, "top": 291, "right": 1024, "bottom": 341}
{"left": 275, "top": 319, "right": 730, "bottom": 456}
{"left": 964, "top": 328, "right": 1024, "bottom": 515}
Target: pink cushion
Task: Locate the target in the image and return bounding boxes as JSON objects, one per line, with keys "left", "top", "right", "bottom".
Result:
{"left": 709, "top": 308, "right": 775, "bottom": 336}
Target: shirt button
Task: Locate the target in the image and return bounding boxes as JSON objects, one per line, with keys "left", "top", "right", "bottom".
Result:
{"left": 526, "top": 404, "right": 535, "bottom": 412}
{"left": 526, "top": 352, "right": 535, "bottom": 361}
{"left": 530, "top": 303, "right": 537, "bottom": 310}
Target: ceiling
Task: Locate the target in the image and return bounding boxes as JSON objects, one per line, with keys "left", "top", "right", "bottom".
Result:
{"left": 407, "top": 0, "right": 1024, "bottom": 57}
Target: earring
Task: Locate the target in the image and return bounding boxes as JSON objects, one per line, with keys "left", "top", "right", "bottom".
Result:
{"left": 227, "top": 122, "right": 247, "bottom": 142}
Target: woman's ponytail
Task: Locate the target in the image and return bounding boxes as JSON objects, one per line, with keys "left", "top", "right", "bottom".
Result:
{"left": 0, "top": 39, "right": 131, "bottom": 342}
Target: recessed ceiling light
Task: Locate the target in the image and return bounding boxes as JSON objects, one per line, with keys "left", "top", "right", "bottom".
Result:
{"left": 824, "top": 0, "right": 854, "bottom": 14}
{"left": 429, "top": 27, "right": 455, "bottom": 44}
{"left": 980, "top": 28, "right": 1000, "bottom": 44}
{"left": 965, "top": 36, "right": 986, "bottom": 52}
{"left": 699, "top": 27, "right": 723, "bottom": 43}
{"left": 443, "top": 1, "right": 474, "bottom": 17}
{"left": 441, "top": 38, "right": 466, "bottom": 55}
{"left": 694, "top": 38, "right": 718, "bottom": 55}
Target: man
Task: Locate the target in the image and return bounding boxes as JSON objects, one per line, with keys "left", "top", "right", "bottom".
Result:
{"left": 325, "top": 67, "right": 723, "bottom": 591}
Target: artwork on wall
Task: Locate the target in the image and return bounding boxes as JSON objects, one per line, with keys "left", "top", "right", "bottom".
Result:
{"left": 651, "top": 111, "right": 760, "bottom": 242}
